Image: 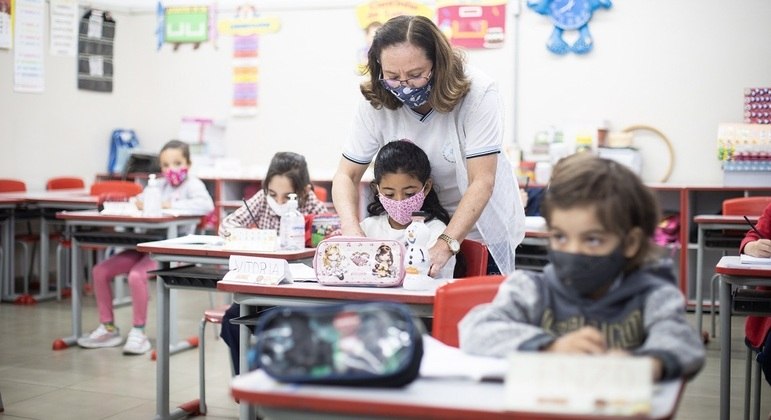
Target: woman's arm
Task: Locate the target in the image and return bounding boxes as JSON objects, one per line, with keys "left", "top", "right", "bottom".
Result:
{"left": 332, "top": 158, "right": 368, "bottom": 237}
{"left": 428, "top": 154, "right": 496, "bottom": 277}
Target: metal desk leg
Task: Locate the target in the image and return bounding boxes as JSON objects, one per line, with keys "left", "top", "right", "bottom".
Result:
{"left": 1, "top": 213, "right": 15, "bottom": 302}
{"left": 720, "top": 274, "right": 732, "bottom": 420}
{"left": 695, "top": 225, "right": 705, "bottom": 335}
{"left": 52, "top": 233, "right": 81, "bottom": 350}
{"left": 165, "top": 224, "right": 197, "bottom": 356}
{"left": 38, "top": 215, "right": 51, "bottom": 300}
{"left": 239, "top": 303, "right": 256, "bottom": 420}
{"left": 155, "top": 273, "right": 200, "bottom": 420}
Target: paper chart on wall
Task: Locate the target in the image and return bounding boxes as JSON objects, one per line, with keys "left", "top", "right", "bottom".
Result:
{"left": 14, "top": 0, "right": 45, "bottom": 93}
{"left": 0, "top": 0, "right": 11, "bottom": 49}
{"left": 49, "top": 0, "right": 78, "bottom": 56}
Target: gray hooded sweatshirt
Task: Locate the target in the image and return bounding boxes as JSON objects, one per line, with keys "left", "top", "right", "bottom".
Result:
{"left": 459, "top": 260, "right": 705, "bottom": 380}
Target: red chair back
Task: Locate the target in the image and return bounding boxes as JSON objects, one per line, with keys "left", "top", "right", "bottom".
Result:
{"left": 0, "top": 179, "right": 26, "bottom": 193}
{"left": 46, "top": 177, "right": 86, "bottom": 190}
{"left": 432, "top": 275, "right": 505, "bottom": 347}
{"left": 90, "top": 181, "right": 143, "bottom": 198}
{"left": 456, "top": 239, "right": 489, "bottom": 278}
{"left": 723, "top": 196, "right": 771, "bottom": 216}
{"left": 312, "top": 185, "right": 328, "bottom": 202}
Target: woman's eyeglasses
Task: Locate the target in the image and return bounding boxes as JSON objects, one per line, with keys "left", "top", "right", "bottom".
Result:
{"left": 379, "top": 70, "right": 432, "bottom": 89}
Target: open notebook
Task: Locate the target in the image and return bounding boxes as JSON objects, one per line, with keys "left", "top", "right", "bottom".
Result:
{"left": 740, "top": 254, "right": 771, "bottom": 265}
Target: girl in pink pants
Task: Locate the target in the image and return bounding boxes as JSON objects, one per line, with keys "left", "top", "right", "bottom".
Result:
{"left": 77, "top": 140, "right": 214, "bottom": 354}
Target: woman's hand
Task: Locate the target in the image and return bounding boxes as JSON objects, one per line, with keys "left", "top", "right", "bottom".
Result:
{"left": 745, "top": 239, "right": 771, "bottom": 258}
{"left": 428, "top": 241, "right": 452, "bottom": 277}
{"left": 544, "top": 326, "right": 606, "bottom": 354}
{"left": 134, "top": 199, "right": 144, "bottom": 210}
{"left": 519, "top": 189, "right": 529, "bottom": 209}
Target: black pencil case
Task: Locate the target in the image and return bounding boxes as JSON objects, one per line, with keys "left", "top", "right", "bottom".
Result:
{"left": 250, "top": 301, "right": 423, "bottom": 387}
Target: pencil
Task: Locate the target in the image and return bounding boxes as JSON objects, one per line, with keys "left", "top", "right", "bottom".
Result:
{"left": 744, "top": 215, "right": 767, "bottom": 240}
{"left": 524, "top": 176, "right": 530, "bottom": 190}
{"left": 243, "top": 198, "right": 259, "bottom": 227}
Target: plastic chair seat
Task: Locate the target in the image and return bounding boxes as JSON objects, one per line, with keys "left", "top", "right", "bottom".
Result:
{"left": 432, "top": 275, "right": 505, "bottom": 348}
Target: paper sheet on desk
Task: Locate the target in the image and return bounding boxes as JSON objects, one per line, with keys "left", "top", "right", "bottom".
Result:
{"left": 741, "top": 254, "right": 771, "bottom": 265}
{"left": 289, "top": 263, "right": 317, "bottom": 282}
{"left": 161, "top": 234, "right": 225, "bottom": 246}
{"left": 419, "top": 335, "right": 507, "bottom": 381}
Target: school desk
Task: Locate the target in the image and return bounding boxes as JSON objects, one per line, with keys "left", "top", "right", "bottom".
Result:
{"left": 219, "top": 276, "right": 436, "bottom": 420}
{"left": 53, "top": 210, "right": 202, "bottom": 352}
{"left": 716, "top": 256, "right": 771, "bottom": 420}
{"left": 693, "top": 215, "right": 758, "bottom": 336}
{"left": 230, "top": 368, "right": 684, "bottom": 420}
{"left": 137, "top": 237, "right": 316, "bottom": 420}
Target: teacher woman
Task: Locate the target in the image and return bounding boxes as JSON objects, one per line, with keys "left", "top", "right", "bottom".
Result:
{"left": 332, "top": 15, "right": 525, "bottom": 276}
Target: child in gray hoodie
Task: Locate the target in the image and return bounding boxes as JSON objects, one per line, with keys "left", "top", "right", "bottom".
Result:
{"left": 459, "top": 154, "right": 705, "bottom": 381}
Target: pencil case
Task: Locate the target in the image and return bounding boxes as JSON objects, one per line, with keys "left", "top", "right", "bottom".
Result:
{"left": 313, "top": 236, "right": 406, "bottom": 287}
{"left": 250, "top": 302, "right": 423, "bottom": 387}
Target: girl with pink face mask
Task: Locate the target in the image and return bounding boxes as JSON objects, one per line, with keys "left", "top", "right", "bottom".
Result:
{"left": 78, "top": 140, "right": 214, "bottom": 355}
{"left": 360, "top": 140, "right": 456, "bottom": 279}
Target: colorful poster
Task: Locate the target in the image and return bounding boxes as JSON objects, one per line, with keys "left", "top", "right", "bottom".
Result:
{"left": 437, "top": 0, "right": 507, "bottom": 49}
{"left": 49, "top": 0, "right": 78, "bottom": 56}
{"left": 0, "top": 0, "right": 11, "bottom": 49}
{"left": 354, "top": 0, "right": 433, "bottom": 72}
{"left": 156, "top": 3, "right": 216, "bottom": 51}
{"left": 217, "top": 5, "right": 280, "bottom": 117}
{"left": 14, "top": 0, "right": 45, "bottom": 93}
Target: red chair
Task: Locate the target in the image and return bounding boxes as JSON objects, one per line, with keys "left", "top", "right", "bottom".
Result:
{"left": 0, "top": 179, "right": 38, "bottom": 302}
{"left": 312, "top": 185, "right": 328, "bottom": 202}
{"left": 90, "top": 180, "right": 143, "bottom": 203}
{"left": 455, "top": 239, "right": 489, "bottom": 278}
{"left": 432, "top": 275, "right": 505, "bottom": 347}
{"left": 46, "top": 177, "right": 86, "bottom": 190}
{"left": 46, "top": 177, "right": 87, "bottom": 300}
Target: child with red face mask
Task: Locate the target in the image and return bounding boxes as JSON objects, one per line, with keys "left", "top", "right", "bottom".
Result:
{"left": 361, "top": 140, "right": 455, "bottom": 278}
{"left": 78, "top": 140, "right": 214, "bottom": 355}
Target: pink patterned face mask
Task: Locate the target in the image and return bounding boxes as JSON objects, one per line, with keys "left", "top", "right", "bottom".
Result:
{"left": 164, "top": 167, "right": 188, "bottom": 187}
{"left": 378, "top": 186, "right": 426, "bottom": 226}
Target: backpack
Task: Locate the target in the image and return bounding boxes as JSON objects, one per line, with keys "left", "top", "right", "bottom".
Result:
{"left": 107, "top": 129, "right": 139, "bottom": 175}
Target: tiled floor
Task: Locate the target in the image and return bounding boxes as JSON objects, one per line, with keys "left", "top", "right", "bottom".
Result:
{"left": 1, "top": 281, "right": 770, "bottom": 420}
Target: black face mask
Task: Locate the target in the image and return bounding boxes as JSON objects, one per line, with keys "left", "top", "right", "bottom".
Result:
{"left": 548, "top": 246, "right": 627, "bottom": 298}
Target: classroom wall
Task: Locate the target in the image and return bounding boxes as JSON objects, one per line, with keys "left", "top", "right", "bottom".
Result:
{"left": 1, "top": 0, "right": 769, "bottom": 190}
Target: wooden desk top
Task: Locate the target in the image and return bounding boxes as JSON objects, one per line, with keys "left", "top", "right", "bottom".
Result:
{"left": 218, "top": 278, "right": 435, "bottom": 305}
{"left": 137, "top": 236, "right": 316, "bottom": 260}
{"left": 716, "top": 256, "right": 771, "bottom": 277}
{"left": 693, "top": 214, "right": 758, "bottom": 224}
{"left": 231, "top": 369, "right": 683, "bottom": 420}
{"left": 56, "top": 210, "right": 201, "bottom": 223}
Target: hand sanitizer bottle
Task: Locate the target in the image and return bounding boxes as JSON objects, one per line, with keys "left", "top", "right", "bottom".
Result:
{"left": 142, "top": 174, "right": 162, "bottom": 217}
{"left": 279, "top": 193, "right": 305, "bottom": 250}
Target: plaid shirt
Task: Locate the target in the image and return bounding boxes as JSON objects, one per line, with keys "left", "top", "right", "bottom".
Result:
{"left": 218, "top": 189, "right": 327, "bottom": 236}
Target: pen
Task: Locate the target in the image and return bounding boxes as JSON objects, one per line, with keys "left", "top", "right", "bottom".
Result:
{"left": 243, "top": 198, "right": 259, "bottom": 227}
{"left": 744, "top": 215, "right": 767, "bottom": 240}
{"left": 524, "top": 176, "right": 530, "bottom": 190}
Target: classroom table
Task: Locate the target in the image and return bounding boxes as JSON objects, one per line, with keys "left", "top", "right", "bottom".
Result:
{"left": 53, "top": 210, "right": 202, "bottom": 352}
{"left": 716, "top": 256, "right": 771, "bottom": 420}
{"left": 693, "top": 215, "right": 757, "bottom": 335}
{"left": 137, "top": 237, "right": 316, "bottom": 420}
{"left": 230, "top": 368, "right": 684, "bottom": 420}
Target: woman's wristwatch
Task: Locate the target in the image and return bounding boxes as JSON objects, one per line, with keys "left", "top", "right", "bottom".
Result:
{"left": 438, "top": 233, "right": 461, "bottom": 255}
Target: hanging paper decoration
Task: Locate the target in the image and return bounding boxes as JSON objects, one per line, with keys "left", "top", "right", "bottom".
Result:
{"left": 156, "top": 2, "right": 217, "bottom": 51}
{"left": 217, "top": 4, "right": 280, "bottom": 117}
{"left": 77, "top": 9, "right": 115, "bottom": 92}
{"left": 437, "top": 0, "right": 507, "bottom": 49}
{"left": 354, "top": 0, "right": 433, "bottom": 73}
{"left": 0, "top": 0, "right": 12, "bottom": 49}
{"left": 527, "top": 0, "right": 612, "bottom": 55}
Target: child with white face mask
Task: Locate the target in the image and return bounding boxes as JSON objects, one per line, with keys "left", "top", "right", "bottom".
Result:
{"left": 217, "top": 151, "right": 327, "bottom": 374}
{"left": 360, "top": 140, "right": 455, "bottom": 279}
{"left": 218, "top": 152, "right": 327, "bottom": 237}
{"left": 459, "top": 154, "right": 705, "bottom": 382}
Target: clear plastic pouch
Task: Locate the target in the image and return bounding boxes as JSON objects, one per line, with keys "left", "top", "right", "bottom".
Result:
{"left": 251, "top": 302, "right": 423, "bottom": 387}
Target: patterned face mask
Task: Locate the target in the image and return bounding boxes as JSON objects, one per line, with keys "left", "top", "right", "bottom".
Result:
{"left": 378, "top": 186, "right": 427, "bottom": 226}
{"left": 164, "top": 167, "right": 188, "bottom": 187}
{"left": 385, "top": 81, "right": 432, "bottom": 109}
